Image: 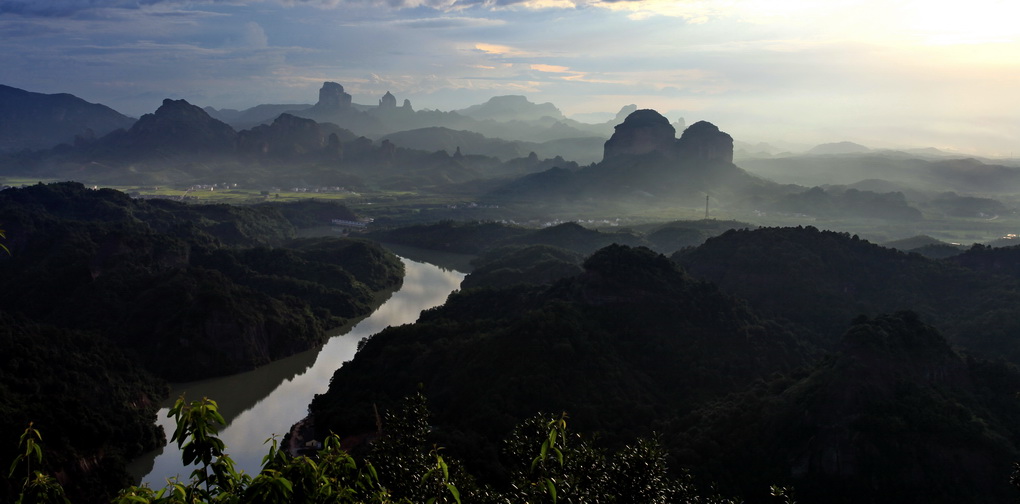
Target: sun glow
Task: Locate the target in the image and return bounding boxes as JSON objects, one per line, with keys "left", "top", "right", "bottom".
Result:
{"left": 901, "top": 0, "right": 1020, "bottom": 45}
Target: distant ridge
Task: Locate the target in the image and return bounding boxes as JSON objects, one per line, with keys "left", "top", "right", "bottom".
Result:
{"left": 0, "top": 84, "right": 135, "bottom": 151}
{"left": 806, "top": 141, "right": 871, "bottom": 155}
{"left": 455, "top": 95, "right": 565, "bottom": 122}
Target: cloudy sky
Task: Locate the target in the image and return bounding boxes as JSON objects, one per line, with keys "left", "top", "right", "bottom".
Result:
{"left": 1, "top": 0, "right": 1017, "bottom": 155}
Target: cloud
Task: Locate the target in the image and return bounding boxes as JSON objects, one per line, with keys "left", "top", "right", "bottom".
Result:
{"left": 0, "top": 0, "right": 243, "bottom": 17}
{"left": 530, "top": 64, "right": 570, "bottom": 73}
{"left": 242, "top": 21, "right": 268, "bottom": 48}
{"left": 393, "top": 15, "right": 505, "bottom": 28}
{"left": 473, "top": 42, "right": 530, "bottom": 57}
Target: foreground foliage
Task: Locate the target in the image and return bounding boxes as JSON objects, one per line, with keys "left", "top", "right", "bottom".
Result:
{"left": 5, "top": 394, "right": 745, "bottom": 504}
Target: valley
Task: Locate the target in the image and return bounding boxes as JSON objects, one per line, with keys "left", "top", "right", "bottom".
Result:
{"left": 3, "top": 81, "right": 1020, "bottom": 503}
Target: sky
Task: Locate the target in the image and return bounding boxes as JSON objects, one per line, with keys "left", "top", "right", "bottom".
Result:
{"left": 1, "top": 0, "right": 1018, "bottom": 156}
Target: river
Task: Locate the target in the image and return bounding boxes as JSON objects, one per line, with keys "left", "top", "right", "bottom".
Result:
{"left": 129, "top": 246, "right": 469, "bottom": 487}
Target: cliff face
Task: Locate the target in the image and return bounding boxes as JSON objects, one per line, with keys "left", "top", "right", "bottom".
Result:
{"left": 295, "top": 82, "right": 384, "bottom": 134}
{"left": 313, "top": 81, "right": 353, "bottom": 111}
{"left": 676, "top": 120, "right": 734, "bottom": 163}
{"left": 601, "top": 110, "right": 733, "bottom": 164}
{"left": 602, "top": 109, "right": 677, "bottom": 160}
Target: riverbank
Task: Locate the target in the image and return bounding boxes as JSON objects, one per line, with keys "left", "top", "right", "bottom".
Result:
{"left": 132, "top": 256, "right": 467, "bottom": 487}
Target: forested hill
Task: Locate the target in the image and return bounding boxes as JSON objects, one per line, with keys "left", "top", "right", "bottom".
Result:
{"left": 674, "top": 226, "right": 1020, "bottom": 364}
{"left": 0, "top": 182, "right": 403, "bottom": 502}
{"left": 669, "top": 311, "right": 1020, "bottom": 503}
{"left": 306, "top": 240, "right": 1020, "bottom": 503}
{"left": 310, "top": 244, "right": 813, "bottom": 483}
{"left": 0, "top": 312, "right": 167, "bottom": 504}
{"left": 0, "top": 182, "right": 403, "bottom": 380}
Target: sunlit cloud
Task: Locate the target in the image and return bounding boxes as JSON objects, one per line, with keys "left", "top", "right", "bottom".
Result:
{"left": 530, "top": 64, "right": 570, "bottom": 73}
{"left": 474, "top": 42, "right": 530, "bottom": 57}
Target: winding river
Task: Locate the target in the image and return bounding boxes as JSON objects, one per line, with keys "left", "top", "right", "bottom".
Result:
{"left": 129, "top": 246, "right": 469, "bottom": 487}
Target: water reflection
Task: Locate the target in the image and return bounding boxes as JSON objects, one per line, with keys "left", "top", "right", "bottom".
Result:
{"left": 131, "top": 256, "right": 466, "bottom": 486}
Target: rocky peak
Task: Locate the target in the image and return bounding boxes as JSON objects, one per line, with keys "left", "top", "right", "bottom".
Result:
{"left": 315, "top": 82, "right": 352, "bottom": 110}
{"left": 401, "top": 99, "right": 413, "bottom": 111}
{"left": 612, "top": 104, "right": 638, "bottom": 124}
{"left": 149, "top": 98, "right": 213, "bottom": 123}
{"left": 125, "top": 98, "right": 236, "bottom": 153}
{"left": 236, "top": 113, "right": 324, "bottom": 157}
{"left": 602, "top": 109, "right": 677, "bottom": 160}
{"left": 675, "top": 120, "right": 733, "bottom": 163}
{"left": 379, "top": 91, "right": 396, "bottom": 109}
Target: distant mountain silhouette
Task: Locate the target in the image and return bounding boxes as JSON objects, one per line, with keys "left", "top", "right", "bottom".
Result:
{"left": 739, "top": 152, "right": 1020, "bottom": 193}
{"left": 455, "top": 95, "right": 565, "bottom": 122}
{"left": 95, "top": 98, "right": 237, "bottom": 158}
{"left": 488, "top": 109, "right": 758, "bottom": 206}
{"left": 379, "top": 127, "right": 526, "bottom": 160}
{"left": 807, "top": 141, "right": 871, "bottom": 155}
{"left": 290, "top": 82, "right": 386, "bottom": 135}
{"left": 237, "top": 113, "right": 356, "bottom": 159}
{"left": 376, "top": 125, "right": 609, "bottom": 165}
{"left": 200, "top": 83, "right": 610, "bottom": 145}
{"left": 204, "top": 103, "right": 311, "bottom": 130}
{"left": 0, "top": 84, "right": 135, "bottom": 151}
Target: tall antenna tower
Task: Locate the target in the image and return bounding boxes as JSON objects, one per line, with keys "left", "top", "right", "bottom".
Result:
{"left": 704, "top": 193, "right": 710, "bottom": 220}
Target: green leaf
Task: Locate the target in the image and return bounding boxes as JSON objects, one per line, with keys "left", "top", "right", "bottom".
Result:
{"left": 545, "top": 478, "right": 558, "bottom": 504}
{"left": 446, "top": 483, "right": 462, "bottom": 504}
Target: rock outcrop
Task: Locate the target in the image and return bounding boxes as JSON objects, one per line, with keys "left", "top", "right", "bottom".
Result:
{"left": 296, "top": 82, "right": 383, "bottom": 135}
{"left": 676, "top": 120, "right": 733, "bottom": 163}
{"left": 602, "top": 109, "right": 677, "bottom": 160}
{"left": 602, "top": 110, "right": 733, "bottom": 164}
{"left": 379, "top": 91, "right": 396, "bottom": 109}
{"left": 313, "top": 82, "right": 353, "bottom": 111}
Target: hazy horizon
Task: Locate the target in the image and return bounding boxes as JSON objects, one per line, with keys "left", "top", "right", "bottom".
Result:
{"left": 2, "top": 0, "right": 1017, "bottom": 158}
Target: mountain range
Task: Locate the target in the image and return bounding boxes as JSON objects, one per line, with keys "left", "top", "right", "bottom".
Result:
{"left": 0, "top": 84, "right": 135, "bottom": 152}
{"left": 4, "top": 81, "right": 1020, "bottom": 237}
